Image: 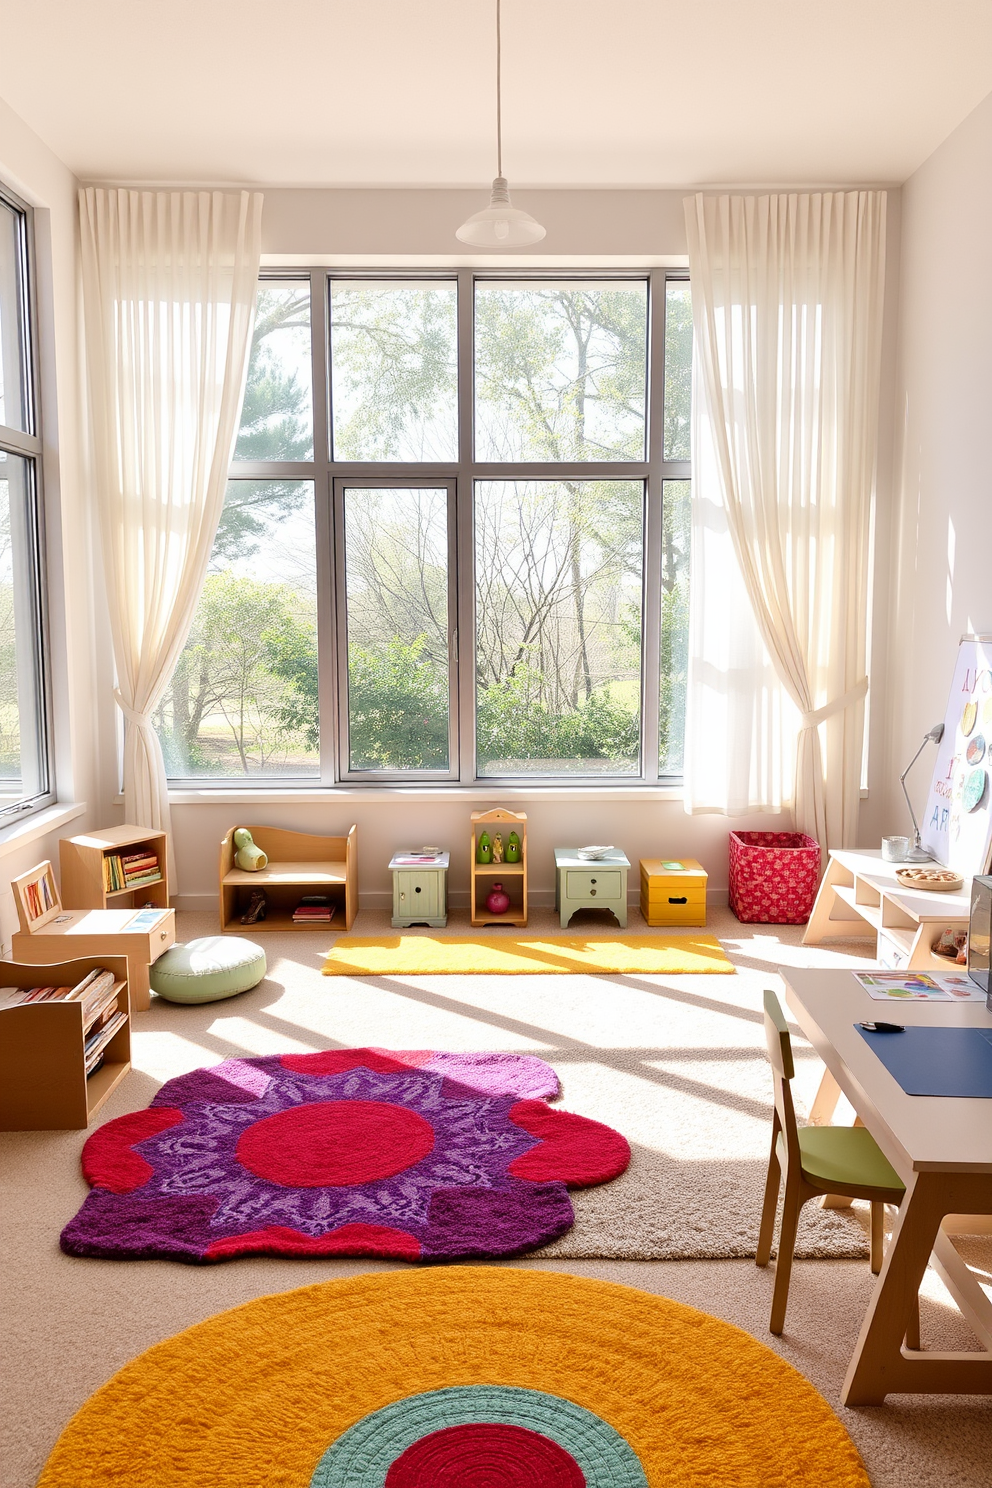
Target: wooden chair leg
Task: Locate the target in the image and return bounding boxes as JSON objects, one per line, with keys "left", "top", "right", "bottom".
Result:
{"left": 905, "top": 1293, "right": 922, "bottom": 1352}
{"left": 756, "top": 1121, "right": 782, "bottom": 1268}
{"left": 870, "top": 1200, "right": 885, "bottom": 1274}
{"left": 770, "top": 1180, "right": 804, "bottom": 1335}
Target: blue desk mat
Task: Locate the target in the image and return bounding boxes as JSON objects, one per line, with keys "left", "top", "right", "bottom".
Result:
{"left": 856, "top": 1024, "right": 992, "bottom": 1097}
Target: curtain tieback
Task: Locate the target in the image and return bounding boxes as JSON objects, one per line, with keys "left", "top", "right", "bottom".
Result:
{"left": 800, "top": 678, "right": 869, "bottom": 731}
{"left": 114, "top": 690, "right": 153, "bottom": 729}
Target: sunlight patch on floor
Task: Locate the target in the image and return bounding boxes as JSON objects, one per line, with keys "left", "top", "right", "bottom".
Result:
{"left": 206, "top": 1014, "right": 323, "bottom": 1057}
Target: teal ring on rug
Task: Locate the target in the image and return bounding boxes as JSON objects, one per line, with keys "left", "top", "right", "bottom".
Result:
{"left": 310, "top": 1385, "right": 648, "bottom": 1486}
{"left": 150, "top": 936, "right": 266, "bottom": 1004}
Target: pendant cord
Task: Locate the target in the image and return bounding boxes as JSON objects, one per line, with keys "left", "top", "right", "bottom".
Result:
{"left": 496, "top": 0, "right": 502, "bottom": 178}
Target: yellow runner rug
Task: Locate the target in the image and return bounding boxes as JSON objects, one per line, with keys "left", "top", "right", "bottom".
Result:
{"left": 322, "top": 933, "right": 734, "bottom": 976}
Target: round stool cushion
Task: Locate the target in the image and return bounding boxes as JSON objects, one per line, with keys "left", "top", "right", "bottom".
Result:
{"left": 150, "top": 937, "right": 266, "bottom": 1004}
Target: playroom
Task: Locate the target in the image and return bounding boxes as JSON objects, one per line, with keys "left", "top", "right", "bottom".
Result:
{"left": 1, "top": 5, "right": 991, "bottom": 1486}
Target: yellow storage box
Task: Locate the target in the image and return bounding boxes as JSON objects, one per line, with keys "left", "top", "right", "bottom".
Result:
{"left": 640, "top": 857, "right": 708, "bottom": 926}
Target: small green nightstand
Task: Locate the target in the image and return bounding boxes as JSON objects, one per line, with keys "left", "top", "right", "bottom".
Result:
{"left": 554, "top": 848, "right": 630, "bottom": 929}
{"left": 389, "top": 852, "right": 449, "bottom": 928}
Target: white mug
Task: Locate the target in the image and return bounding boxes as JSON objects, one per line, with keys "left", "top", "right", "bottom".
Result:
{"left": 881, "top": 835, "right": 911, "bottom": 862}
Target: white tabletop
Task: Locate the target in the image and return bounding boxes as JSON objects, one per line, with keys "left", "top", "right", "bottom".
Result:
{"left": 388, "top": 853, "right": 450, "bottom": 870}
{"left": 554, "top": 849, "right": 631, "bottom": 869}
{"left": 782, "top": 967, "right": 992, "bottom": 1177}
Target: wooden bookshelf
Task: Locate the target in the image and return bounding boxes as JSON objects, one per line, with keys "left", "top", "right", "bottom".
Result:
{"left": 0, "top": 955, "right": 130, "bottom": 1130}
{"left": 219, "top": 825, "right": 358, "bottom": 932}
{"left": 470, "top": 808, "right": 528, "bottom": 927}
{"left": 60, "top": 825, "right": 170, "bottom": 913}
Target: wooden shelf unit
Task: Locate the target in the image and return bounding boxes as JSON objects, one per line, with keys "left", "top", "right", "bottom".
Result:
{"left": 219, "top": 824, "right": 358, "bottom": 932}
{"left": 60, "top": 825, "right": 170, "bottom": 913}
{"left": 470, "top": 808, "right": 528, "bottom": 927}
{"left": 0, "top": 955, "right": 130, "bottom": 1130}
{"left": 803, "top": 848, "right": 972, "bottom": 971}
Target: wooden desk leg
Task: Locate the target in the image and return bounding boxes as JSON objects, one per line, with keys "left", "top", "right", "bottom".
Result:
{"left": 128, "top": 961, "right": 151, "bottom": 1013}
{"left": 842, "top": 1171, "right": 992, "bottom": 1405}
{"left": 808, "top": 1067, "right": 842, "bottom": 1125}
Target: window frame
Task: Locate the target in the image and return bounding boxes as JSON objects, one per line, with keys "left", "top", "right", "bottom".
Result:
{"left": 180, "top": 265, "right": 690, "bottom": 790}
{"left": 0, "top": 179, "right": 55, "bottom": 822}
{"left": 333, "top": 474, "right": 460, "bottom": 782}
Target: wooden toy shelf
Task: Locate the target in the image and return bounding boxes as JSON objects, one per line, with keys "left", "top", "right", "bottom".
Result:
{"left": 802, "top": 848, "right": 971, "bottom": 971}
{"left": 60, "top": 825, "right": 170, "bottom": 913}
{"left": 470, "top": 808, "right": 528, "bottom": 927}
{"left": 0, "top": 955, "right": 131, "bottom": 1130}
{"left": 219, "top": 825, "right": 358, "bottom": 931}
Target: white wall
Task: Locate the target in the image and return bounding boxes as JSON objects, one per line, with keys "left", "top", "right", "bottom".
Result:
{"left": 879, "top": 90, "right": 992, "bottom": 836}
{"left": 0, "top": 98, "right": 108, "bottom": 950}
{"left": 257, "top": 187, "right": 692, "bottom": 263}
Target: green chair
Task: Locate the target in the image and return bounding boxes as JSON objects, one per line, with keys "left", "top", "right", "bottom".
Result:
{"left": 757, "top": 989, "right": 917, "bottom": 1339}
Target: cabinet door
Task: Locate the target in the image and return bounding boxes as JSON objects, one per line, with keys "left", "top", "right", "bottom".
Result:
{"left": 395, "top": 872, "right": 440, "bottom": 917}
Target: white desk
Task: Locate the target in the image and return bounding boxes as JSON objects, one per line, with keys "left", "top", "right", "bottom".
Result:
{"left": 782, "top": 967, "right": 992, "bottom": 1404}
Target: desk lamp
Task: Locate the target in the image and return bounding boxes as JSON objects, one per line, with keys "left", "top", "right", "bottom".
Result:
{"left": 899, "top": 723, "right": 944, "bottom": 862}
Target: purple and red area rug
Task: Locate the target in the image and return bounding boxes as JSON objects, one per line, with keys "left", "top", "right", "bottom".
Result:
{"left": 60, "top": 1049, "right": 630, "bottom": 1263}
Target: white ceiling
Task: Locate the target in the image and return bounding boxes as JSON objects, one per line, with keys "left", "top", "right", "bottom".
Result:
{"left": 1, "top": 0, "right": 991, "bottom": 188}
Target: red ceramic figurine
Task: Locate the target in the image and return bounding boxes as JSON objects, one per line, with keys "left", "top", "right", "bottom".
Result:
{"left": 485, "top": 882, "right": 511, "bottom": 916}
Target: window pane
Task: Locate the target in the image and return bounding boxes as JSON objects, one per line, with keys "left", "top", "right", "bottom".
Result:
{"left": 233, "top": 281, "right": 313, "bottom": 461}
{"left": 0, "top": 451, "right": 47, "bottom": 804}
{"left": 157, "top": 481, "right": 319, "bottom": 777}
{"left": 476, "top": 480, "right": 642, "bottom": 776}
{"left": 330, "top": 283, "right": 457, "bottom": 461}
{"left": 343, "top": 486, "right": 450, "bottom": 772}
{"left": 0, "top": 197, "right": 30, "bottom": 435}
{"left": 475, "top": 281, "right": 647, "bottom": 463}
{"left": 664, "top": 282, "right": 692, "bottom": 462}
{"left": 659, "top": 480, "right": 690, "bottom": 775}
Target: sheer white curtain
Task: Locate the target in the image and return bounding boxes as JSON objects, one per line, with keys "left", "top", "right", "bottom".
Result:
{"left": 682, "top": 191, "right": 886, "bottom": 850}
{"left": 80, "top": 188, "right": 262, "bottom": 845}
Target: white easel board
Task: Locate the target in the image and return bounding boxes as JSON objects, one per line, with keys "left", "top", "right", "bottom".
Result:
{"left": 921, "top": 635, "right": 992, "bottom": 875}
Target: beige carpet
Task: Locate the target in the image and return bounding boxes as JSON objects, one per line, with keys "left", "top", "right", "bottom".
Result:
{"left": 2, "top": 905, "right": 990, "bottom": 1488}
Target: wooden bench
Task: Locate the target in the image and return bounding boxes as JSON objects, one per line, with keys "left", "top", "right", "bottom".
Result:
{"left": 219, "top": 825, "right": 357, "bottom": 932}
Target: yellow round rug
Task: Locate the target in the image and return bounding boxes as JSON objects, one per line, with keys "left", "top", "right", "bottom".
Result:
{"left": 39, "top": 1268, "right": 867, "bottom": 1487}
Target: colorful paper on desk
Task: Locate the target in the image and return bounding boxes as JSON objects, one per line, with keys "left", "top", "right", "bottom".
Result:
{"left": 853, "top": 971, "right": 987, "bottom": 1002}
{"left": 856, "top": 1024, "right": 992, "bottom": 1097}
{"left": 125, "top": 908, "right": 167, "bottom": 932}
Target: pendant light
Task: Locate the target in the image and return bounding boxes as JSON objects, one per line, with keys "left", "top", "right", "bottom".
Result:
{"left": 456, "top": 0, "right": 546, "bottom": 246}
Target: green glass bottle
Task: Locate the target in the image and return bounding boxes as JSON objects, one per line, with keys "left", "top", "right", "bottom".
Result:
{"left": 505, "top": 830, "right": 521, "bottom": 864}
{"left": 476, "top": 830, "right": 492, "bottom": 864}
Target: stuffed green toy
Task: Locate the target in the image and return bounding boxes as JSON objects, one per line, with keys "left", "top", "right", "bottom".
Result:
{"left": 234, "top": 827, "right": 268, "bottom": 872}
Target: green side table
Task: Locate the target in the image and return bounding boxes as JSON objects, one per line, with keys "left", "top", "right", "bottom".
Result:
{"left": 554, "top": 849, "right": 630, "bottom": 929}
{"left": 389, "top": 852, "right": 449, "bottom": 928}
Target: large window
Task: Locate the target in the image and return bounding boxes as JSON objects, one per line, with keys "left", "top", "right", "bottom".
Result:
{"left": 0, "top": 186, "right": 52, "bottom": 817}
{"left": 160, "top": 271, "right": 691, "bottom": 785}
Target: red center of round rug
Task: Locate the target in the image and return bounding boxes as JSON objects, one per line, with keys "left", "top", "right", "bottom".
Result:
{"left": 235, "top": 1100, "right": 435, "bottom": 1187}
{"left": 383, "top": 1423, "right": 586, "bottom": 1486}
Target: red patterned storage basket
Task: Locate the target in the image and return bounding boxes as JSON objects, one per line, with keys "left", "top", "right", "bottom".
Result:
{"left": 728, "top": 831, "right": 821, "bottom": 924}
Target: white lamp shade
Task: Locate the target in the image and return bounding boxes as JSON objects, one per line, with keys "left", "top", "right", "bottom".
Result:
{"left": 456, "top": 177, "right": 546, "bottom": 246}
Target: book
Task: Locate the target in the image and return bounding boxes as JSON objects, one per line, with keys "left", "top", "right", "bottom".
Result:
{"left": 82, "top": 988, "right": 120, "bottom": 1035}
{"left": 84, "top": 1010, "right": 127, "bottom": 1073}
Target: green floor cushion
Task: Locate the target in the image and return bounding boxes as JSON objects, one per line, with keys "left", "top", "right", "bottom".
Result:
{"left": 150, "top": 937, "right": 266, "bottom": 1004}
